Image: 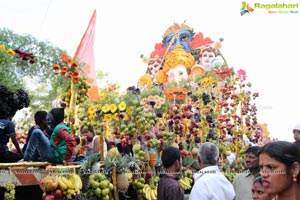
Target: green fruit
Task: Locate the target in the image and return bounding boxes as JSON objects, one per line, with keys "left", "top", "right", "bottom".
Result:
{"left": 108, "top": 183, "right": 114, "bottom": 190}
{"left": 90, "top": 180, "right": 100, "bottom": 189}
{"left": 102, "top": 195, "right": 110, "bottom": 200}
{"left": 94, "top": 188, "right": 102, "bottom": 198}
{"left": 101, "top": 188, "right": 110, "bottom": 196}
{"left": 137, "top": 189, "right": 143, "bottom": 194}
{"left": 99, "top": 181, "right": 108, "bottom": 189}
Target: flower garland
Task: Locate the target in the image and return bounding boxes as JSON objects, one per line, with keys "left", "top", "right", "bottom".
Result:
{"left": 52, "top": 53, "right": 80, "bottom": 83}
{"left": 165, "top": 87, "right": 188, "bottom": 100}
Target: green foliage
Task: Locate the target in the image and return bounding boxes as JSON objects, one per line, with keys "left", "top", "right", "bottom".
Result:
{"left": 0, "top": 28, "right": 71, "bottom": 112}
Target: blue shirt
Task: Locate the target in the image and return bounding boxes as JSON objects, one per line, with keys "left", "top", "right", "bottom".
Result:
{"left": 0, "top": 119, "right": 16, "bottom": 153}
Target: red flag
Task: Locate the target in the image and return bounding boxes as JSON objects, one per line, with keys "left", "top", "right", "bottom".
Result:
{"left": 74, "top": 10, "right": 100, "bottom": 101}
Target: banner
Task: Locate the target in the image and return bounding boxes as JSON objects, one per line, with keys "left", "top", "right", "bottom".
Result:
{"left": 74, "top": 9, "right": 100, "bottom": 101}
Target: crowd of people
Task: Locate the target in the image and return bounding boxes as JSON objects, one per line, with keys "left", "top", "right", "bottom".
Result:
{"left": 158, "top": 132, "right": 300, "bottom": 200}
{"left": 1, "top": 101, "right": 109, "bottom": 165}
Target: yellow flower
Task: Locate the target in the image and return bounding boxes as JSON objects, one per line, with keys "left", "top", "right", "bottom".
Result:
{"left": 99, "top": 92, "right": 106, "bottom": 100}
{"left": 0, "top": 45, "right": 5, "bottom": 50}
{"left": 118, "top": 101, "right": 127, "bottom": 112}
{"left": 127, "top": 106, "right": 134, "bottom": 115}
{"left": 123, "top": 113, "right": 129, "bottom": 121}
{"left": 102, "top": 103, "right": 110, "bottom": 113}
{"left": 104, "top": 114, "right": 112, "bottom": 122}
{"left": 110, "top": 104, "right": 118, "bottom": 113}
{"left": 200, "top": 76, "right": 216, "bottom": 87}
{"left": 6, "top": 48, "right": 15, "bottom": 56}
{"left": 112, "top": 113, "right": 120, "bottom": 122}
{"left": 138, "top": 75, "right": 153, "bottom": 87}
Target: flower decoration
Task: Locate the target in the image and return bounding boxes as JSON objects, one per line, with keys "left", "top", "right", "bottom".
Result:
{"left": 109, "top": 103, "right": 118, "bottom": 114}
{"left": 141, "top": 95, "right": 165, "bottom": 111}
{"left": 138, "top": 74, "right": 153, "bottom": 88}
{"left": 165, "top": 87, "right": 188, "bottom": 100}
{"left": 13, "top": 48, "right": 35, "bottom": 63}
{"left": 6, "top": 48, "right": 16, "bottom": 56}
{"left": 52, "top": 53, "right": 80, "bottom": 83}
{"left": 101, "top": 104, "right": 110, "bottom": 114}
{"left": 104, "top": 114, "right": 112, "bottom": 122}
{"left": 212, "top": 68, "right": 233, "bottom": 79}
{"left": 1, "top": 44, "right": 35, "bottom": 62}
{"left": 200, "top": 76, "right": 216, "bottom": 87}
{"left": 237, "top": 69, "right": 246, "bottom": 82}
{"left": 118, "top": 101, "right": 127, "bottom": 112}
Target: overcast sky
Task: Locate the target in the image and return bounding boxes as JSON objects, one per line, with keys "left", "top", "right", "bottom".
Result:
{"left": 1, "top": 0, "right": 299, "bottom": 141}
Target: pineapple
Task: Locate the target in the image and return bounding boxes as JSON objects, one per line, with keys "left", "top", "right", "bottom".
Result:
{"left": 79, "top": 153, "right": 100, "bottom": 192}
{"left": 117, "top": 173, "right": 130, "bottom": 193}
{"left": 116, "top": 155, "right": 130, "bottom": 193}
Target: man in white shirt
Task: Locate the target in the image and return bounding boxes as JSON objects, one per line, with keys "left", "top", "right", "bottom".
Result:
{"left": 189, "top": 142, "right": 235, "bottom": 200}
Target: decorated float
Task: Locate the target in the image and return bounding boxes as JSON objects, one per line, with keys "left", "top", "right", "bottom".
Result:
{"left": 0, "top": 21, "right": 271, "bottom": 200}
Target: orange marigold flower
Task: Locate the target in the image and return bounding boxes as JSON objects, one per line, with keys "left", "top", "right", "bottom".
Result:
{"left": 61, "top": 66, "right": 68, "bottom": 72}
{"left": 52, "top": 64, "right": 60, "bottom": 70}
{"left": 60, "top": 71, "right": 67, "bottom": 76}
{"left": 67, "top": 59, "right": 74, "bottom": 65}
{"left": 61, "top": 53, "right": 69, "bottom": 62}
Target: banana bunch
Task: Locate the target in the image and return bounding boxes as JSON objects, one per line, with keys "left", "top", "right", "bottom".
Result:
{"left": 143, "top": 184, "right": 157, "bottom": 200}
{"left": 57, "top": 174, "right": 82, "bottom": 199}
{"left": 178, "top": 176, "right": 193, "bottom": 191}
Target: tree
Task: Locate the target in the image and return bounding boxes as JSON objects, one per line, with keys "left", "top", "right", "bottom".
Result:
{"left": 0, "top": 28, "right": 70, "bottom": 112}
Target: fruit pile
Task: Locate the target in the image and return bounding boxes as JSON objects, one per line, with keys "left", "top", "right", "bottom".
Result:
{"left": 132, "top": 177, "right": 146, "bottom": 195}
{"left": 60, "top": 77, "right": 90, "bottom": 107}
{"left": 39, "top": 174, "right": 83, "bottom": 200}
{"left": 84, "top": 173, "right": 114, "bottom": 200}
{"left": 143, "top": 176, "right": 160, "bottom": 200}
{"left": 4, "top": 182, "right": 15, "bottom": 200}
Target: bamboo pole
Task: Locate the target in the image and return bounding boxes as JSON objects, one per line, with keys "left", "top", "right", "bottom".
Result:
{"left": 69, "top": 80, "right": 77, "bottom": 134}
{"left": 112, "top": 166, "right": 119, "bottom": 200}
{"left": 99, "top": 133, "right": 104, "bottom": 161}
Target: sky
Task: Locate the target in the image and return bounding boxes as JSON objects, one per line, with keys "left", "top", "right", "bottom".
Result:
{"left": 0, "top": 0, "right": 299, "bottom": 141}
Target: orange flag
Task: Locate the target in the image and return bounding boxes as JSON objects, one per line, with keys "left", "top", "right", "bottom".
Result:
{"left": 74, "top": 9, "right": 100, "bottom": 101}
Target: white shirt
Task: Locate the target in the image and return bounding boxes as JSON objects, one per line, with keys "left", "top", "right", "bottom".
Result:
{"left": 86, "top": 136, "right": 107, "bottom": 158}
{"left": 189, "top": 166, "right": 235, "bottom": 200}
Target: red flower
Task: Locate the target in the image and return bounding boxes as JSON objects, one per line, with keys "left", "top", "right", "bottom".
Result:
{"left": 189, "top": 32, "right": 214, "bottom": 49}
